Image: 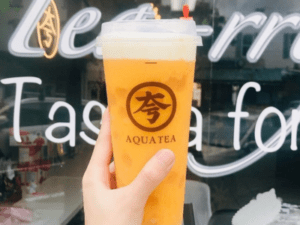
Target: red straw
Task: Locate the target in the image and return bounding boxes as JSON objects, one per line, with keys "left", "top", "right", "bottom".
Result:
{"left": 183, "top": 5, "right": 189, "bottom": 18}
{"left": 180, "top": 4, "right": 193, "bottom": 20}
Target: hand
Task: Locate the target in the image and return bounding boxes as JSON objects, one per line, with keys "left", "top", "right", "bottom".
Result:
{"left": 82, "top": 109, "right": 175, "bottom": 225}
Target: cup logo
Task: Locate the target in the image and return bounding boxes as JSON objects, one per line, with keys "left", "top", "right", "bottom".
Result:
{"left": 127, "top": 82, "right": 177, "bottom": 132}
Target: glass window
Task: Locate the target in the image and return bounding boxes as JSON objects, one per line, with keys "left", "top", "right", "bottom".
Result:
{"left": 52, "top": 106, "right": 70, "bottom": 123}
{"left": 2, "top": 0, "right": 300, "bottom": 224}
{"left": 242, "top": 34, "right": 255, "bottom": 56}
{"left": 283, "top": 33, "right": 297, "bottom": 59}
{"left": 89, "top": 108, "right": 101, "bottom": 121}
{"left": 19, "top": 103, "right": 51, "bottom": 127}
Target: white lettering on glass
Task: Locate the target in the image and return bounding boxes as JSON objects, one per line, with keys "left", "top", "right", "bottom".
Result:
{"left": 209, "top": 12, "right": 267, "bottom": 62}
{"left": 3, "top": 76, "right": 300, "bottom": 178}
{"left": 189, "top": 107, "right": 203, "bottom": 151}
{"left": 79, "top": 101, "right": 106, "bottom": 145}
{"left": 59, "top": 8, "right": 101, "bottom": 59}
{"left": 8, "top": 0, "right": 51, "bottom": 57}
{"left": 228, "top": 82, "right": 261, "bottom": 150}
{"left": 0, "top": 77, "right": 42, "bottom": 142}
{"left": 187, "top": 106, "right": 299, "bottom": 178}
{"left": 45, "top": 102, "right": 76, "bottom": 147}
{"left": 248, "top": 13, "right": 300, "bottom": 63}
{"left": 9, "top": 2, "right": 300, "bottom": 64}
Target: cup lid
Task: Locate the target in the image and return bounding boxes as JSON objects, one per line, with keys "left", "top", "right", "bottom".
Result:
{"left": 97, "top": 19, "right": 203, "bottom": 46}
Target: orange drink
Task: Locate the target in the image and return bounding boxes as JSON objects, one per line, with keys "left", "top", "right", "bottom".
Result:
{"left": 99, "top": 20, "right": 201, "bottom": 225}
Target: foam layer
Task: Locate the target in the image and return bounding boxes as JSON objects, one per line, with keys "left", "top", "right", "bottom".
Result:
{"left": 99, "top": 31, "right": 199, "bottom": 41}
{"left": 99, "top": 32, "right": 198, "bottom": 61}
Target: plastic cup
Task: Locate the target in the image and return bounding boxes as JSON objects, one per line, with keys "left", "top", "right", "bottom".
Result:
{"left": 98, "top": 19, "right": 202, "bottom": 225}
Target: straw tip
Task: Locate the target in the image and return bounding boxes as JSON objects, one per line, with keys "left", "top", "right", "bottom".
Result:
{"left": 181, "top": 4, "right": 193, "bottom": 20}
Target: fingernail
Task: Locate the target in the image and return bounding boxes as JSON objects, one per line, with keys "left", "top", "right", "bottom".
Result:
{"left": 109, "top": 161, "right": 115, "bottom": 173}
{"left": 156, "top": 149, "right": 175, "bottom": 167}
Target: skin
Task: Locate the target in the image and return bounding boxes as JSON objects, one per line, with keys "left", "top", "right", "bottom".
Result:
{"left": 82, "top": 109, "right": 175, "bottom": 225}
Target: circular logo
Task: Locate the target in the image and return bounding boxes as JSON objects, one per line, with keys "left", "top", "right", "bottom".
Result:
{"left": 37, "top": 0, "right": 60, "bottom": 59}
{"left": 126, "top": 82, "right": 177, "bottom": 132}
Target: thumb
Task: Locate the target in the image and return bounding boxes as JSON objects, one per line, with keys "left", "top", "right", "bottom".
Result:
{"left": 128, "top": 149, "right": 175, "bottom": 204}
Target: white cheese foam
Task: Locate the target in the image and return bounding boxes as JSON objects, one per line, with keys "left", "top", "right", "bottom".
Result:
{"left": 98, "top": 32, "right": 199, "bottom": 61}
{"left": 99, "top": 31, "right": 198, "bottom": 40}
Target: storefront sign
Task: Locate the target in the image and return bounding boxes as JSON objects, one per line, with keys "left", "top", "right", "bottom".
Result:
{"left": 1, "top": 77, "right": 299, "bottom": 152}
{"left": 8, "top": 0, "right": 300, "bottom": 63}
{"left": 1, "top": 76, "right": 299, "bottom": 177}
{"left": 8, "top": 0, "right": 157, "bottom": 59}
{"left": 188, "top": 81, "right": 300, "bottom": 178}
{"left": 4, "top": 2, "right": 300, "bottom": 178}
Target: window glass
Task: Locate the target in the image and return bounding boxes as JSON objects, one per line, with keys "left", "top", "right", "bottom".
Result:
{"left": 89, "top": 108, "right": 101, "bottom": 121}
{"left": 1, "top": 0, "right": 300, "bottom": 223}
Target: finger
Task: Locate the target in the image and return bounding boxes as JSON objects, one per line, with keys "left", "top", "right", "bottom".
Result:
{"left": 128, "top": 149, "right": 175, "bottom": 203}
{"left": 85, "top": 108, "right": 112, "bottom": 186}
{"left": 91, "top": 108, "right": 112, "bottom": 167}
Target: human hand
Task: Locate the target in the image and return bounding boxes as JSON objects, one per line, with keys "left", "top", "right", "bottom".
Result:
{"left": 82, "top": 109, "right": 175, "bottom": 225}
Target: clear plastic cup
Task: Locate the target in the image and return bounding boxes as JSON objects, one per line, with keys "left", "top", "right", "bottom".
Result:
{"left": 98, "top": 19, "right": 202, "bottom": 225}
